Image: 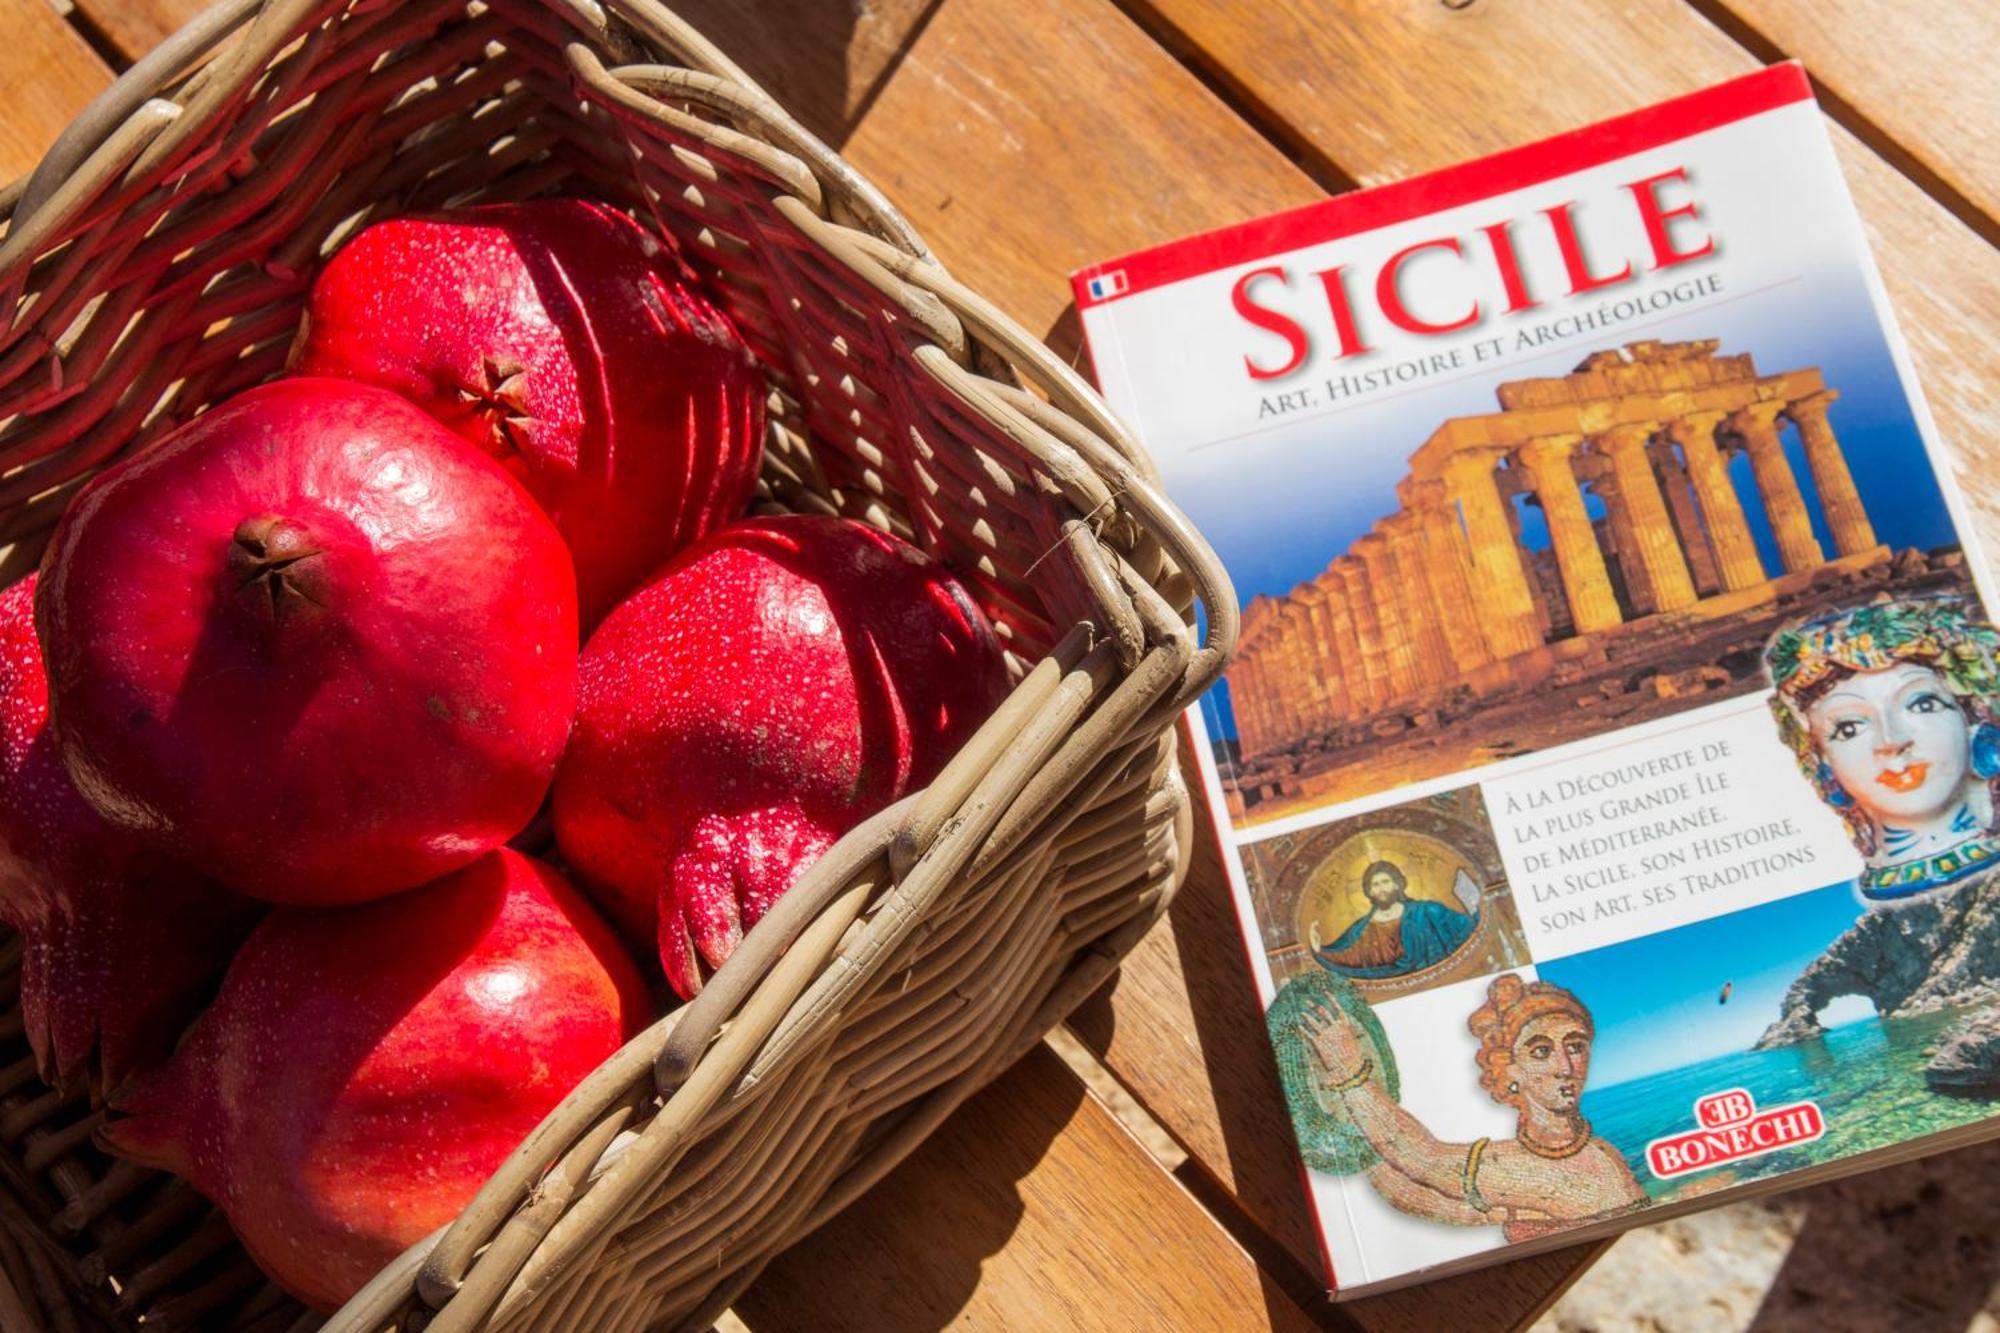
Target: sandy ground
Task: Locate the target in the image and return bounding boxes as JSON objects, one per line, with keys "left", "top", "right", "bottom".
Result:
{"left": 1534, "top": 1135, "right": 2000, "bottom": 1332}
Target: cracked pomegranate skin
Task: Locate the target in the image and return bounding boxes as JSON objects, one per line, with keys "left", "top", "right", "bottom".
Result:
{"left": 294, "top": 199, "right": 766, "bottom": 627}
{"left": 35, "top": 377, "right": 579, "bottom": 906}
{"left": 0, "top": 575, "right": 258, "bottom": 1094}
{"left": 553, "top": 514, "right": 1009, "bottom": 997}
{"left": 99, "top": 848, "right": 648, "bottom": 1313}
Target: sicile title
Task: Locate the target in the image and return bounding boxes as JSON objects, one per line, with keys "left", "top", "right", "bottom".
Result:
{"left": 1229, "top": 168, "right": 1718, "bottom": 385}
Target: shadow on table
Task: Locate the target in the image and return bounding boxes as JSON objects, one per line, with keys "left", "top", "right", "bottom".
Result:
{"left": 1741, "top": 1135, "right": 2000, "bottom": 1332}
{"left": 1069, "top": 747, "right": 1606, "bottom": 1332}
{"left": 645, "top": 0, "right": 947, "bottom": 151}
{"left": 1065, "top": 762, "right": 1351, "bottom": 1323}
{"left": 737, "top": 1041, "right": 1321, "bottom": 1330}
{"left": 734, "top": 1049, "right": 1063, "bottom": 1330}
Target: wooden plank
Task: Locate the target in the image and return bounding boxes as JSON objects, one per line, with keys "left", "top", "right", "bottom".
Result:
{"left": 650, "top": 1, "right": 1607, "bottom": 1324}
{"left": 1128, "top": 0, "right": 2000, "bottom": 536}
{"left": 1069, "top": 767, "right": 1605, "bottom": 1331}
{"left": 0, "top": 0, "right": 112, "bottom": 186}
{"left": 1705, "top": 0, "right": 2000, "bottom": 231}
{"left": 671, "top": 0, "right": 1317, "bottom": 341}
{"left": 736, "top": 1043, "right": 1327, "bottom": 1332}
{"left": 75, "top": 0, "right": 1313, "bottom": 337}
{"left": 67, "top": 0, "right": 199, "bottom": 72}
{"left": 56, "top": 0, "right": 1600, "bottom": 1321}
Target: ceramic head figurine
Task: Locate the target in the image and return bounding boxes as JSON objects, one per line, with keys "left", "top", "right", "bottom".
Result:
{"left": 1765, "top": 594, "right": 2000, "bottom": 901}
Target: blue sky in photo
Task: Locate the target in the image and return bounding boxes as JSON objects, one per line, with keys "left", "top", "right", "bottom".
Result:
{"left": 1196, "top": 272, "right": 1951, "bottom": 607}
{"left": 1194, "top": 260, "right": 1959, "bottom": 744}
{"left": 1536, "top": 881, "right": 1865, "bottom": 1089}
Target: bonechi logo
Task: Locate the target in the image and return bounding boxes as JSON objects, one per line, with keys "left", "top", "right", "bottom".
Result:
{"left": 1644, "top": 1088, "right": 1825, "bottom": 1179}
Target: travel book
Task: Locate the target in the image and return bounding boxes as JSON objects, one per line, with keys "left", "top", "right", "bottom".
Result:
{"left": 1072, "top": 63, "right": 2000, "bottom": 1296}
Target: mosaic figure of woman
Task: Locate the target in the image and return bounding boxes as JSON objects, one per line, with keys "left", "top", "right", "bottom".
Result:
{"left": 1303, "top": 973, "right": 1645, "bottom": 1240}
{"left": 1765, "top": 595, "right": 2000, "bottom": 902}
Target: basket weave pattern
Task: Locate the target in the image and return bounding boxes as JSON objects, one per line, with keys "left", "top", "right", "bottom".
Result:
{"left": 0, "top": 0, "right": 1237, "bottom": 1327}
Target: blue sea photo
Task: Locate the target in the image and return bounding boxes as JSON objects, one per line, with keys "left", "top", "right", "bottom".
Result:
{"left": 1539, "top": 883, "right": 2000, "bottom": 1200}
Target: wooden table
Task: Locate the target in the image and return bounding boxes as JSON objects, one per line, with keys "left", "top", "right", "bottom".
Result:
{"left": 5, "top": 0, "right": 1995, "bottom": 1328}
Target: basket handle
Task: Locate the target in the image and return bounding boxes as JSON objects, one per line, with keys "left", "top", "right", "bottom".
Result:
{"left": 650, "top": 795, "right": 920, "bottom": 1095}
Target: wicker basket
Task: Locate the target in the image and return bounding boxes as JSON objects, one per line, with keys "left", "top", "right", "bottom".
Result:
{"left": 0, "top": 0, "right": 1235, "bottom": 1328}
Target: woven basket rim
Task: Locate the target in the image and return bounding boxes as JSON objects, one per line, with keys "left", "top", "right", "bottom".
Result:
{"left": 2, "top": 0, "right": 1238, "bottom": 700}
{"left": 0, "top": 2, "right": 1241, "bottom": 1327}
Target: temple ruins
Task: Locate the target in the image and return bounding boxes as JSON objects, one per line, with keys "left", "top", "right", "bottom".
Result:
{"left": 1231, "top": 340, "right": 1888, "bottom": 769}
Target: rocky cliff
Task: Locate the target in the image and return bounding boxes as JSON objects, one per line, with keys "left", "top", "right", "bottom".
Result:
{"left": 1925, "top": 1008, "right": 2000, "bottom": 1096}
{"left": 1753, "top": 873, "right": 2000, "bottom": 1050}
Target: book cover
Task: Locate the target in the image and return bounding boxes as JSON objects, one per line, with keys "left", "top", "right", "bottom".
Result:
{"left": 1073, "top": 63, "right": 2000, "bottom": 1295}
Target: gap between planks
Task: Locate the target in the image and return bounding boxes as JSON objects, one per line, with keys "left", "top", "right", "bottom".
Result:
{"left": 1100, "top": 0, "right": 1360, "bottom": 197}
{"left": 1047, "top": 1024, "right": 1370, "bottom": 1329}
{"left": 57, "top": 1, "right": 135, "bottom": 79}
{"left": 1678, "top": 0, "right": 2000, "bottom": 248}
{"left": 1110, "top": 0, "right": 1999, "bottom": 255}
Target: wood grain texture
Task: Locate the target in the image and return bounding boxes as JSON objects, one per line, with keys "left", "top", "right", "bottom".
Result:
{"left": 1069, "top": 759, "right": 1606, "bottom": 1332}
{"left": 665, "top": 1, "right": 1602, "bottom": 1322}
{"left": 0, "top": 0, "right": 111, "bottom": 185}
{"left": 68, "top": 0, "right": 200, "bottom": 72}
{"left": 736, "top": 1043, "right": 1326, "bottom": 1332}
{"left": 1712, "top": 0, "right": 2000, "bottom": 229}
{"left": 591, "top": 1, "right": 1610, "bottom": 1323}
{"left": 21, "top": 0, "right": 1606, "bottom": 1323}
{"left": 1129, "top": 0, "right": 2000, "bottom": 542}
{"left": 666, "top": 0, "right": 1319, "bottom": 342}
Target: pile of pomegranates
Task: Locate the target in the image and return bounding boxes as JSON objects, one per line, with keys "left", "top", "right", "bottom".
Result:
{"left": 0, "top": 200, "right": 1008, "bottom": 1312}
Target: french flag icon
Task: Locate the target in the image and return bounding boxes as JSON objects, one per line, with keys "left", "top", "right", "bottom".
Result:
{"left": 1085, "top": 270, "right": 1129, "bottom": 301}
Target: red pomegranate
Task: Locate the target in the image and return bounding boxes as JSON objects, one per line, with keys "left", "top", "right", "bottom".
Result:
{"left": 36, "top": 378, "right": 577, "bottom": 906}
{"left": 0, "top": 575, "right": 257, "bottom": 1094}
{"left": 553, "top": 515, "right": 1008, "bottom": 997}
{"left": 294, "top": 199, "right": 766, "bottom": 626}
{"left": 99, "top": 849, "right": 647, "bottom": 1313}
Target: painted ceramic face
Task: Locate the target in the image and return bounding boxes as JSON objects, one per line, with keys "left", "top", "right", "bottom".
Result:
{"left": 1511, "top": 1013, "right": 1590, "bottom": 1114}
{"left": 1363, "top": 870, "right": 1404, "bottom": 908}
{"left": 1808, "top": 662, "right": 1971, "bottom": 830}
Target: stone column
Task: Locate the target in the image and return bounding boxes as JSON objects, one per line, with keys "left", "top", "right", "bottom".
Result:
{"left": 1597, "top": 424, "right": 1698, "bottom": 612}
{"left": 1665, "top": 412, "right": 1765, "bottom": 592}
{"left": 1304, "top": 596, "right": 1351, "bottom": 725}
{"left": 1316, "top": 570, "right": 1373, "bottom": 718}
{"left": 1583, "top": 457, "right": 1647, "bottom": 615}
{"left": 1236, "top": 600, "right": 1279, "bottom": 752}
{"left": 1649, "top": 440, "right": 1721, "bottom": 596}
{"left": 1252, "top": 653, "right": 1285, "bottom": 748}
{"left": 1231, "top": 653, "right": 1265, "bottom": 756}
{"left": 1334, "top": 556, "right": 1393, "bottom": 711}
{"left": 1440, "top": 452, "right": 1543, "bottom": 658}
{"left": 1382, "top": 513, "right": 1455, "bottom": 691}
{"left": 1292, "top": 591, "right": 1347, "bottom": 728}
{"left": 1728, "top": 402, "right": 1823, "bottom": 574}
{"left": 1257, "top": 656, "right": 1287, "bottom": 747}
{"left": 1515, "top": 434, "right": 1623, "bottom": 634}
{"left": 1255, "top": 652, "right": 1290, "bottom": 749}
{"left": 1232, "top": 648, "right": 1264, "bottom": 752}
{"left": 1785, "top": 389, "right": 1878, "bottom": 556}
{"left": 1355, "top": 533, "right": 1419, "bottom": 702}
{"left": 1273, "top": 605, "right": 1314, "bottom": 740}
{"left": 1408, "top": 484, "right": 1494, "bottom": 673}
{"left": 1499, "top": 480, "right": 1556, "bottom": 639}
{"left": 1264, "top": 609, "right": 1302, "bottom": 739}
